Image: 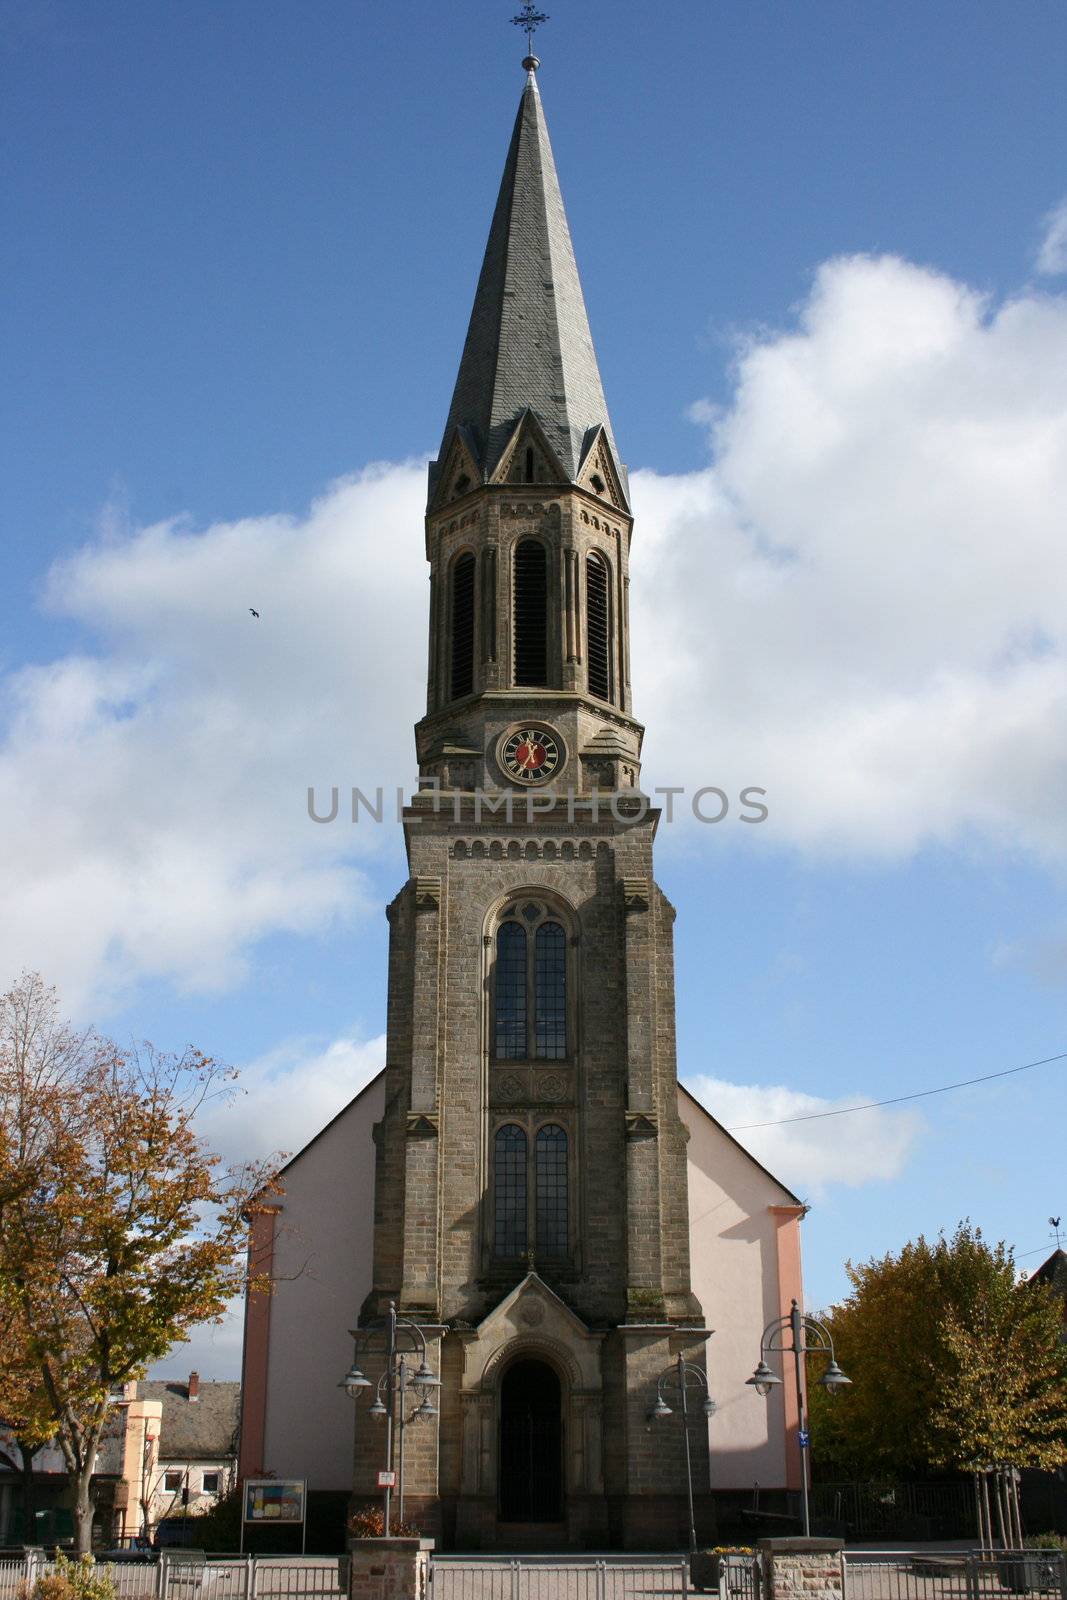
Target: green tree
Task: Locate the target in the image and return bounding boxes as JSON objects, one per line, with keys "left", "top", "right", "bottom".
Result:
{"left": 0, "top": 972, "right": 279, "bottom": 1554}
{"left": 810, "top": 1222, "right": 1067, "bottom": 1482}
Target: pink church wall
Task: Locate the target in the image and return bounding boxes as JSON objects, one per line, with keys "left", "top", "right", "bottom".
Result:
{"left": 243, "top": 1076, "right": 798, "bottom": 1495}
{"left": 254, "top": 1075, "right": 385, "bottom": 1490}
{"left": 679, "top": 1084, "right": 798, "bottom": 1491}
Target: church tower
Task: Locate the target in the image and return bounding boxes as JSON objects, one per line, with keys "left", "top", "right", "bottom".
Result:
{"left": 359, "top": 55, "right": 711, "bottom": 1550}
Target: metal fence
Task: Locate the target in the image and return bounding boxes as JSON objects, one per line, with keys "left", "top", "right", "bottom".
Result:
{"left": 812, "top": 1483, "right": 976, "bottom": 1540}
{"left": 718, "top": 1555, "right": 760, "bottom": 1600}
{"left": 843, "top": 1551, "right": 1067, "bottom": 1600}
{"left": 429, "top": 1558, "right": 689, "bottom": 1600}
{"left": 0, "top": 1556, "right": 348, "bottom": 1600}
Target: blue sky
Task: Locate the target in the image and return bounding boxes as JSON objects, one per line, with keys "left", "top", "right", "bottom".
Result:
{"left": 3, "top": 0, "right": 1067, "bottom": 1379}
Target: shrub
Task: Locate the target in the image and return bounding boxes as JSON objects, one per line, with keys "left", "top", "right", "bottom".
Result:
{"left": 346, "top": 1506, "right": 420, "bottom": 1539}
{"left": 1024, "top": 1534, "right": 1067, "bottom": 1551}
{"left": 23, "top": 1555, "right": 115, "bottom": 1600}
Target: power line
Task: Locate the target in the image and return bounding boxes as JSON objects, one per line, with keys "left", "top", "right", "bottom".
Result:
{"left": 727, "top": 1049, "right": 1067, "bottom": 1132}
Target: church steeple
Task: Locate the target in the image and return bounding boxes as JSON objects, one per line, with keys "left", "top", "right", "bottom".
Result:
{"left": 429, "top": 65, "right": 625, "bottom": 503}
{"left": 417, "top": 56, "right": 642, "bottom": 797}
{"left": 355, "top": 44, "right": 709, "bottom": 1546}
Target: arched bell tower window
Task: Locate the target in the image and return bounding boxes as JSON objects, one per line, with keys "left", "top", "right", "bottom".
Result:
{"left": 493, "top": 901, "right": 569, "bottom": 1061}
{"left": 450, "top": 551, "right": 476, "bottom": 700}
{"left": 514, "top": 540, "right": 548, "bottom": 687}
{"left": 586, "top": 551, "right": 612, "bottom": 702}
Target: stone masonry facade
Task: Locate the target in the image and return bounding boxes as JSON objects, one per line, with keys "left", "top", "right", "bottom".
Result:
{"left": 349, "top": 63, "right": 713, "bottom": 1551}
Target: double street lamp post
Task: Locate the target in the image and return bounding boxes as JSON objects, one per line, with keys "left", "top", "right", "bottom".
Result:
{"left": 746, "top": 1298, "right": 851, "bottom": 1537}
{"left": 648, "top": 1354, "right": 718, "bottom": 1554}
{"left": 342, "top": 1301, "right": 441, "bottom": 1535}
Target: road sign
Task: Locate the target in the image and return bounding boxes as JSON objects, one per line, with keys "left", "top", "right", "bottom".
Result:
{"left": 798, "top": 1429, "right": 810, "bottom": 1448}
{"left": 377, "top": 1470, "right": 397, "bottom": 1488}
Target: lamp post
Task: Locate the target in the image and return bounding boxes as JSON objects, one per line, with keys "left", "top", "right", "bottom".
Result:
{"left": 342, "top": 1301, "right": 441, "bottom": 1535}
{"left": 648, "top": 1354, "right": 718, "bottom": 1553}
{"left": 746, "top": 1298, "right": 851, "bottom": 1537}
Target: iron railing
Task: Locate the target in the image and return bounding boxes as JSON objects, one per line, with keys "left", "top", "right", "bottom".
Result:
{"left": 0, "top": 1555, "right": 348, "bottom": 1600}
{"left": 430, "top": 1557, "right": 689, "bottom": 1600}
{"left": 843, "top": 1550, "right": 1067, "bottom": 1600}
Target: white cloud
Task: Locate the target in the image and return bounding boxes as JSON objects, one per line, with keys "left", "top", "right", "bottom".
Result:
{"left": 1036, "top": 198, "right": 1067, "bottom": 276}
{"left": 685, "top": 1074, "right": 923, "bottom": 1200}
{"left": 633, "top": 252, "right": 1067, "bottom": 859}
{"left": 0, "top": 465, "right": 427, "bottom": 1013}
{"left": 199, "top": 1029, "right": 386, "bottom": 1167}
{"left": 4, "top": 247, "right": 1067, "bottom": 1010}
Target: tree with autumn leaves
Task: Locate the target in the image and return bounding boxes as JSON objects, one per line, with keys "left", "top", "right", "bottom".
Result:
{"left": 0, "top": 972, "right": 279, "bottom": 1553}
{"left": 809, "top": 1222, "right": 1067, "bottom": 1541}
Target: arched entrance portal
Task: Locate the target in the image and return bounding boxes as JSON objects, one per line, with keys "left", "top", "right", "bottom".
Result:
{"left": 498, "top": 1358, "right": 563, "bottom": 1523}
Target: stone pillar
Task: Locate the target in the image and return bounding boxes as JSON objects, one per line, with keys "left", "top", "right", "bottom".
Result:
{"left": 758, "top": 1539, "right": 845, "bottom": 1600}
{"left": 401, "top": 875, "right": 445, "bottom": 1312}
{"left": 621, "top": 876, "right": 664, "bottom": 1309}
{"left": 348, "top": 1538, "right": 434, "bottom": 1600}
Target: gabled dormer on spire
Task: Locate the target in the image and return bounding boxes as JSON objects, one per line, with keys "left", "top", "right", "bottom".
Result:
{"left": 428, "top": 66, "right": 626, "bottom": 506}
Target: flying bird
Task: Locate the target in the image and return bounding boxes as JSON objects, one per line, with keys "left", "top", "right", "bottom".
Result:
{"left": 249, "top": 608, "right": 260, "bottom": 618}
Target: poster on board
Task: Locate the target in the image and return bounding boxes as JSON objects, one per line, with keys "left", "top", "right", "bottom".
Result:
{"left": 241, "top": 1480, "right": 307, "bottom": 1551}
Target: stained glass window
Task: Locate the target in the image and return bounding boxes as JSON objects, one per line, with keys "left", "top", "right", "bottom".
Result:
{"left": 534, "top": 921, "right": 567, "bottom": 1059}
{"left": 495, "top": 922, "right": 527, "bottom": 1058}
{"left": 495, "top": 1124, "right": 528, "bottom": 1256}
{"left": 535, "top": 1125, "right": 568, "bottom": 1256}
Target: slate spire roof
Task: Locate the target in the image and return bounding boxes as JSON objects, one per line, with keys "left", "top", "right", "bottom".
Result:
{"left": 433, "top": 64, "right": 621, "bottom": 493}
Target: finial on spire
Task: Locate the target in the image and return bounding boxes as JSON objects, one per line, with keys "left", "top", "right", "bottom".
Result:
{"left": 511, "top": 3, "right": 549, "bottom": 64}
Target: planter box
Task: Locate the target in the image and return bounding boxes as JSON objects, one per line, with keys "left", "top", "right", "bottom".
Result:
{"left": 689, "top": 1552, "right": 722, "bottom": 1594}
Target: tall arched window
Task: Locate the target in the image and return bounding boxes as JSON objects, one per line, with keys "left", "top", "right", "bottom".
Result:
{"left": 493, "top": 903, "right": 569, "bottom": 1060}
{"left": 514, "top": 540, "right": 548, "bottom": 686}
{"left": 494, "top": 1125, "right": 527, "bottom": 1256}
{"left": 450, "top": 552, "right": 475, "bottom": 699}
{"left": 535, "top": 1125, "right": 568, "bottom": 1256}
{"left": 494, "top": 922, "right": 527, "bottom": 1059}
{"left": 586, "top": 552, "right": 611, "bottom": 701}
{"left": 534, "top": 922, "right": 567, "bottom": 1060}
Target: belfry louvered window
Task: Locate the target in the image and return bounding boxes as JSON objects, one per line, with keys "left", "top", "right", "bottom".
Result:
{"left": 586, "top": 552, "right": 611, "bottom": 701}
{"left": 535, "top": 1125, "right": 568, "bottom": 1256}
{"left": 514, "top": 539, "right": 548, "bottom": 686}
{"left": 493, "top": 903, "right": 569, "bottom": 1060}
{"left": 494, "top": 1125, "right": 528, "bottom": 1256}
{"left": 450, "top": 552, "right": 475, "bottom": 699}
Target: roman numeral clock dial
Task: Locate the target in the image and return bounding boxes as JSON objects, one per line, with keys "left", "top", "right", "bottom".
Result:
{"left": 499, "top": 725, "right": 563, "bottom": 785}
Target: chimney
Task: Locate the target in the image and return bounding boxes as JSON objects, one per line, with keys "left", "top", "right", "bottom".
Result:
{"left": 188, "top": 1371, "right": 200, "bottom": 1402}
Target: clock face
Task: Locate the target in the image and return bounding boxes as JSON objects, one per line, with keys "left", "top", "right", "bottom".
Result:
{"left": 499, "top": 725, "right": 563, "bottom": 785}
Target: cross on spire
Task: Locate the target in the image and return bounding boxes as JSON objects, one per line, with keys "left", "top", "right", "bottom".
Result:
{"left": 511, "top": 3, "right": 549, "bottom": 59}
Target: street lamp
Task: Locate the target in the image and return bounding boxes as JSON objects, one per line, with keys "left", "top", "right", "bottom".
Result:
{"left": 746, "top": 1298, "right": 851, "bottom": 1536}
{"left": 341, "top": 1301, "right": 442, "bottom": 1534}
{"left": 648, "top": 1353, "right": 718, "bottom": 1553}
